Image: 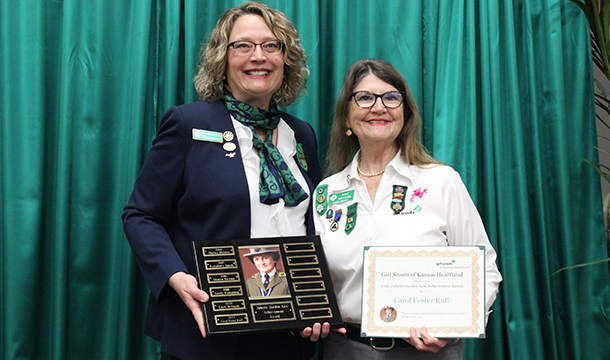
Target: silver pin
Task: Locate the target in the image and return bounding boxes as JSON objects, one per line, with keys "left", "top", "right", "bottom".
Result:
{"left": 226, "top": 152, "right": 236, "bottom": 158}
{"left": 223, "top": 142, "right": 237, "bottom": 152}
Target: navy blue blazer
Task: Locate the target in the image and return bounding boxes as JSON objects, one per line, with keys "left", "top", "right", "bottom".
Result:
{"left": 122, "top": 101, "right": 322, "bottom": 360}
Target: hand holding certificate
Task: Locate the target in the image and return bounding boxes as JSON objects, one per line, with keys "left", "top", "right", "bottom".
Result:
{"left": 361, "top": 246, "right": 486, "bottom": 339}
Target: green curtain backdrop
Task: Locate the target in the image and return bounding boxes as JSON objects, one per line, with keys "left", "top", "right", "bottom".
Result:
{"left": 1, "top": 0, "right": 609, "bottom": 359}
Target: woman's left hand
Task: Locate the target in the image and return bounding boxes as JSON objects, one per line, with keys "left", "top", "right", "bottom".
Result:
{"left": 403, "top": 326, "right": 453, "bottom": 353}
{"left": 300, "top": 322, "right": 336, "bottom": 342}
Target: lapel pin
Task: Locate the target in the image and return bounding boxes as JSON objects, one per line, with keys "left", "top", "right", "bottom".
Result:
{"left": 223, "top": 142, "right": 237, "bottom": 152}
{"left": 223, "top": 131, "right": 234, "bottom": 142}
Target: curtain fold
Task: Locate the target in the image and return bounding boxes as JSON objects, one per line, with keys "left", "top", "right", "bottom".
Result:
{"left": 1, "top": 0, "right": 608, "bottom": 359}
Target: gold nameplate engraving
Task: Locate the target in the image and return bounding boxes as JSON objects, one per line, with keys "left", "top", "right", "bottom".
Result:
{"left": 207, "top": 272, "right": 240, "bottom": 284}
{"left": 293, "top": 281, "right": 326, "bottom": 292}
{"left": 209, "top": 286, "right": 243, "bottom": 297}
{"left": 215, "top": 313, "right": 249, "bottom": 326}
{"left": 300, "top": 308, "right": 333, "bottom": 320}
{"left": 290, "top": 268, "right": 322, "bottom": 279}
{"left": 212, "top": 300, "right": 246, "bottom": 311}
{"left": 296, "top": 295, "right": 329, "bottom": 306}
{"left": 252, "top": 301, "right": 297, "bottom": 323}
{"left": 205, "top": 259, "right": 238, "bottom": 270}
{"left": 283, "top": 242, "right": 316, "bottom": 252}
{"left": 203, "top": 246, "right": 235, "bottom": 256}
{"left": 286, "top": 255, "right": 319, "bottom": 266}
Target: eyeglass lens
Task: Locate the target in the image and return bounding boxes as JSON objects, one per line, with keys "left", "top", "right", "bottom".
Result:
{"left": 353, "top": 91, "right": 404, "bottom": 108}
{"left": 230, "top": 40, "right": 282, "bottom": 55}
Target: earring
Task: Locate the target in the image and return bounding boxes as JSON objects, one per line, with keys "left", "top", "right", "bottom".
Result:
{"left": 346, "top": 128, "right": 353, "bottom": 136}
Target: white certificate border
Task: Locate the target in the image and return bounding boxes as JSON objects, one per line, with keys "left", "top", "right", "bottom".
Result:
{"left": 361, "top": 246, "right": 485, "bottom": 338}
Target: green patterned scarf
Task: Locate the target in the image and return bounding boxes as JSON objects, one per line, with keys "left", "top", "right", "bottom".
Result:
{"left": 221, "top": 94, "right": 308, "bottom": 206}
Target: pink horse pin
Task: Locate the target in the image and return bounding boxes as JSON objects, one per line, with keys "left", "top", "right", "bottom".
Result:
{"left": 410, "top": 188, "right": 427, "bottom": 202}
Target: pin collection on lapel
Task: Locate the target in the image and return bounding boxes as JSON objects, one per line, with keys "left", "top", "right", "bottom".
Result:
{"left": 191, "top": 128, "right": 309, "bottom": 169}
{"left": 316, "top": 185, "right": 358, "bottom": 233}
{"left": 192, "top": 128, "right": 238, "bottom": 158}
{"left": 316, "top": 182, "right": 430, "bottom": 235}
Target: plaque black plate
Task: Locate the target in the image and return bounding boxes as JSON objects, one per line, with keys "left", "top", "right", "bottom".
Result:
{"left": 192, "top": 235, "right": 342, "bottom": 335}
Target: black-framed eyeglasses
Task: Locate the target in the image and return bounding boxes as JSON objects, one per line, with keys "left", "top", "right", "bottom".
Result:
{"left": 351, "top": 91, "right": 406, "bottom": 108}
{"left": 227, "top": 40, "right": 284, "bottom": 56}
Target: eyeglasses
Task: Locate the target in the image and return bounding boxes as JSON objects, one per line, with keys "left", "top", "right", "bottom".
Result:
{"left": 351, "top": 91, "right": 406, "bottom": 108}
{"left": 227, "top": 40, "right": 284, "bottom": 56}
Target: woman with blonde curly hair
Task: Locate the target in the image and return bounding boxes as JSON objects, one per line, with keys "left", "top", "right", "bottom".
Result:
{"left": 123, "top": 2, "right": 326, "bottom": 359}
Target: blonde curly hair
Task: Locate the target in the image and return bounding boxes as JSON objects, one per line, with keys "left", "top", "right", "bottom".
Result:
{"left": 193, "top": 1, "right": 309, "bottom": 108}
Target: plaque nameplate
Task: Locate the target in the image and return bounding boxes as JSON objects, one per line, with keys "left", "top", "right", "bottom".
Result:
{"left": 296, "top": 295, "right": 329, "bottom": 306}
{"left": 209, "top": 286, "right": 243, "bottom": 297}
{"left": 205, "top": 259, "right": 238, "bottom": 270}
{"left": 290, "top": 268, "right": 322, "bottom": 279}
{"left": 212, "top": 300, "right": 246, "bottom": 311}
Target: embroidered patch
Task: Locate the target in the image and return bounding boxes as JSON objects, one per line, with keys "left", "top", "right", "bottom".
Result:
{"left": 345, "top": 202, "right": 358, "bottom": 235}
{"left": 391, "top": 185, "right": 408, "bottom": 214}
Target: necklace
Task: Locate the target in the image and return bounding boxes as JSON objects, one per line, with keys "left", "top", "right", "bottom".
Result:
{"left": 357, "top": 167, "right": 385, "bottom": 177}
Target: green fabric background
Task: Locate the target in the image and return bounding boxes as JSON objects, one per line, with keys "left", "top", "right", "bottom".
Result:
{"left": 1, "top": 0, "right": 609, "bottom": 359}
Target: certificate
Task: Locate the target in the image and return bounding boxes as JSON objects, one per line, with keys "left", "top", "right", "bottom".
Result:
{"left": 361, "top": 246, "right": 486, "bottom": 339}
{"left": 192, "top": 235, "right": 343, "bottom": 335}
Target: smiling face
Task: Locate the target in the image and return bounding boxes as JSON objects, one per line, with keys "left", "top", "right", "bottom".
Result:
{"left": 253, "top": 254, "right": 276, "bottom": 274}
{"left": 226, "top": 14, "right": 285, "bottom": 109}
{"left": 346, "top": 74, "right": 404, "bottom": 150}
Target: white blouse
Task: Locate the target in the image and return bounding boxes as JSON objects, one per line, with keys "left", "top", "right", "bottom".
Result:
{"left": 314, "top": 150, "right": 502, "bottom": 324}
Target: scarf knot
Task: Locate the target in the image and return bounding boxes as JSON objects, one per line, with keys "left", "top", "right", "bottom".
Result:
{"left": 222, "top": 94, "right": 308, "bottom": 206}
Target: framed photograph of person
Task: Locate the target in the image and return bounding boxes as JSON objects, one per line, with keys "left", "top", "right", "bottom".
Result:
{"left": 192, "top": 235, "right": 343, "bottom": 335}
{"left": 240, "top": 246, "right": 291, "bottom": 299}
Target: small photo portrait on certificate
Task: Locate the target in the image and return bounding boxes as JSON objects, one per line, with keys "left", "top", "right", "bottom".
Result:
{"left": 240, "top": 246, "right": 290, "bottom": 299}
{"left": 379, "top": 305, "right": 397, "bottom": 323}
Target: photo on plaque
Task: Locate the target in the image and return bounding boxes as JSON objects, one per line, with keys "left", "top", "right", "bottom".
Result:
{"left": 239, "top": 246, "right": 290, "bottom": 299}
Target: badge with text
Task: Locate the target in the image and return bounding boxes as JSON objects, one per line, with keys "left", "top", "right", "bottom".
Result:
{"left": 328, "top": 190, "right": 355, "bottom": 205}
{"left": 193, "top": 129, "right": 223, "bottom": 143}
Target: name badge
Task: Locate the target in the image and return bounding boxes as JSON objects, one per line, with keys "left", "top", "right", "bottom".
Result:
{"left": 193, "top": 129, "right": 223, "bottom": 143}
{"left": 328, "top": 190, "right": 355, "bottom": 205}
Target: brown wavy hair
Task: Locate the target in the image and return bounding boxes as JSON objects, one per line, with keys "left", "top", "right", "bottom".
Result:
{"left": 193, "top": 1, "right": 309, "bottom": 107}
{"left": 325, "top": 59, "right": 440, "bottom": 175}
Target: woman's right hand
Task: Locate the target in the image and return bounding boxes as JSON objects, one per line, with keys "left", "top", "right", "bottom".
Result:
{"left": 168, "top": 271, "right": 210, "bottom": 338}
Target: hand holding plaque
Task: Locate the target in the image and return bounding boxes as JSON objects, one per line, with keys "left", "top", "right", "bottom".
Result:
{"left": 192, "top": 235, "right": 343, "bottom": 335}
